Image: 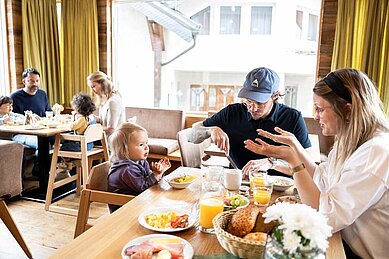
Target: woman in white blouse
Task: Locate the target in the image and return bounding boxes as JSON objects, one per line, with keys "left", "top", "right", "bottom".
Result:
{"left": 244, "top": 68, "right": 389, "bottom": 259}
{"left": 87, "top": 71, "right": 126, "bottom": 137}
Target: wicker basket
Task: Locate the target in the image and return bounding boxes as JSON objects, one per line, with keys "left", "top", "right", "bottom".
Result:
{"left": 213, "top": 210, "right": 266, "bottom": 259}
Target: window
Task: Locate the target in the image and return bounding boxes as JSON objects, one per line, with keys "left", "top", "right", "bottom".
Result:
{"left": 191, "top": 6, "right": 210, "bottom": 35}
{"left": 112, "top": 0, "right": 322, "bottom": 117}
{"left": 219, "top": 6, "right": 241, "bottom": 35}
{"left": 0, "top": 1, "right": 9, "bottom": 95}
{"left": 308, "top": 14, "right": 318, "bottom": 41}
{"left": 251, "top": 6, "right": 272, "bottom": 35}
{"left": 296, "top": 10, "right": 303, "bottom": 39}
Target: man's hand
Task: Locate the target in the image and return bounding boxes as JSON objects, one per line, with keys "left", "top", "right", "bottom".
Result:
{"left": 242, "top": 158, "right": 273, "bottom": 178}
{"left": 209, "top": 127, "right": 230, "bottom": 154}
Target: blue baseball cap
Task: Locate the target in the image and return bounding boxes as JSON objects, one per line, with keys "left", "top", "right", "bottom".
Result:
{"left": 238, "top": 67, "right": 279, "bottom": 103}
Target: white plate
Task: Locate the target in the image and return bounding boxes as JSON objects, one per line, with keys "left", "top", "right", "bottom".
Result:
{"left": 138, "top": 208, "right": 195, "bottom": 233}
{"left": 268, "top": 175, "right": 294, "bottom": 191}
{"left": 224, "top": 195, "right": 250, "bottom": 210}
{"left": 25, "top": 125, "right": 46, "bottom": 130}
{"left": 121, "top": 234, "right": 194, "bottom": 259}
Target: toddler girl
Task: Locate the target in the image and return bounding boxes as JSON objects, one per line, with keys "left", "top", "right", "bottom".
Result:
{"left": 108, "top": 122, "right": 171, "bottom": 212}
{"left": 60, "top": 93, "right": 96, "bottom": 151}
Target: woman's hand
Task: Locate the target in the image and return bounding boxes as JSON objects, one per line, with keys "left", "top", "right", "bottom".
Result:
{"left": 257, "top": 127, "right": 299, "bottom": 150}
{"left": 209, "top": 127, "right": 230, "bottom": 154}
{"left": 244, "top": 138, "right": 297, "bottom": 164}
{"left": 242, "top": 158, "right": 273, "bottom": 179}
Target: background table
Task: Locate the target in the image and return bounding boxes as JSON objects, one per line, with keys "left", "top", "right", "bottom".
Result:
{"left": 0, "top": 124, "right": 71, "bottom": 202}
{"left": 50, "top": 167, "right": 345, "bottom": 258}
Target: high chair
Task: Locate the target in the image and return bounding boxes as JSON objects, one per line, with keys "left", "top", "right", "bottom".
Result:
{"left": 74, "top": 161, "right": 134, "bottom": 238}
{"left": 45, "top": 123, "right": 109, "bottom": 215}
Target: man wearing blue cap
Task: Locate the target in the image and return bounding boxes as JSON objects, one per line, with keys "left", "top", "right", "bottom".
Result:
{"left": 194, "top": 67, "right": 312, "bottom": 177}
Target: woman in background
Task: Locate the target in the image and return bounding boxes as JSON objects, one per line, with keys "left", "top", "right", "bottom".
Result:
{"left": 87, "top": 71, "right": 125, "bottom": 138}
{"left": 244, "top": 68, "right": 389, "bottom": 259}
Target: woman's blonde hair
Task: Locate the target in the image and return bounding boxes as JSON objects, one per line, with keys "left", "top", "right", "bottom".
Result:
{"left": 87, "top": 71, "right": 120, "bottom": 104}
{"left": 109, "top": 122, "right": 147, "bottom": 162}
{"left": 314, "top": 68, "right": 389, "bottom": 172}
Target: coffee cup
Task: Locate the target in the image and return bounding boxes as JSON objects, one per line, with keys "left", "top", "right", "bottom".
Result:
{"left": 224, "top": 169, "right": 242, "bottom": 191}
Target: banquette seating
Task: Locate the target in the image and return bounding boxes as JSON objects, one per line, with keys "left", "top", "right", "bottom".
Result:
{"left": 0, "top": 140, "right": 33, "bottom": 258}
{"left": 125, "top": 107, "right": 185, "bottom": 157}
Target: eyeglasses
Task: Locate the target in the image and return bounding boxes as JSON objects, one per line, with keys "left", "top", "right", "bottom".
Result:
{"left": 313, "top": 105, "right": 332, "bottom": 115}
{"left": 242, "top": 99, "right": 271, "bottom": 110}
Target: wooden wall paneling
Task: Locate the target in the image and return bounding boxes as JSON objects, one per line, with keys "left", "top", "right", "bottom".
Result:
{"left": 316, "top": 0, "right": 338, "bottom": 79}
{"left": 6, "top": 0, "right": 23, "bottom": 91}
{"left": 97, "top": 0, "right": 112, "bottom": 76}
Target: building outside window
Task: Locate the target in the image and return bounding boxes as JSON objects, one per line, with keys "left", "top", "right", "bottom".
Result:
{"left": 219, "top": 6, "right": 241, "bottom": 35}
{"left": 112, "top": 0, "right": 321, "bottom": 117}
{"left": 251, "top": 6, "right": 272, "bottom": 35}
{"left": 191, "top": 6, "right": 210, "bottom": 35}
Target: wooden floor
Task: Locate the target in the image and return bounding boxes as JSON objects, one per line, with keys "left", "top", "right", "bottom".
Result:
{"left": 0, "top": 190, "right": 109, "bottom": 259}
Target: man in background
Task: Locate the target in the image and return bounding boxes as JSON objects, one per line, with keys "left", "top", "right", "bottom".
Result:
{"left": 10, "top": 68, "right": 52, "bottom": 177}
{"left": 193, "top": 67, "right": 312, "bottom": 176}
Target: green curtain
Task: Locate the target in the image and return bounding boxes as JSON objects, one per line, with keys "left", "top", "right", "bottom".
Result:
{"left": 22, "top": 0, "right": 61, "bottom": 106}
{"left": 332, "top": 0, "right": 389, "bottom": 114}
{"left": 61, "top": 0, "right": 99, "bottom": 106}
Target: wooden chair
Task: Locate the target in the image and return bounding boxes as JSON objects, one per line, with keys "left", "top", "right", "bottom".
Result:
{"left": 74, "top": 161, "right": 134, "bottom": 238}
{"left": 45, "top": 123, "right": 109, "bottom": 215}
{"left": 0, "top": 196, "right": 33, "bottom": 259}
{"left": 177, "top": 128, "right": 229, "bottom": 168}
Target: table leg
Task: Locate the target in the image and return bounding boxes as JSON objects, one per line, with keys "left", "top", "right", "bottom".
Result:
{"left": 37, "top": 136, "right": 50, "bottom": 193}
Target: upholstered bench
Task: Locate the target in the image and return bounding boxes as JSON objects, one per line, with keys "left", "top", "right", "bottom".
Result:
{"left": 125, "top": 107, "right": 185, "bottom": 156}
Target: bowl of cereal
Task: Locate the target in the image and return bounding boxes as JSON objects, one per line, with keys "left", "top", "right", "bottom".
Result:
{"left": 269, "top": 176, "right": 294, "bottom": 192}
{"left": 164, "top": 174, "right": 197, "bottom": 189}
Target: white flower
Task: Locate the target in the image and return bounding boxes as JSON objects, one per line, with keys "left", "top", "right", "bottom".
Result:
{"left": 263, "top": 202, "right": 332, "bottom": 254}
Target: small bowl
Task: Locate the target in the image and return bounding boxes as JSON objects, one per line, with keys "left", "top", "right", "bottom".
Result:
{"left": 165, "top": 174, "right": 197, "bottom": 189}
{"left": 269, "top": 176, "right": 294, "bottom": 192}
{"left": 275, "top": 195, "right": 301, "bottom": 204}
{"left": 223, "top": 194, "right": 250, "bottom": 211}
{"left": 47, "top": 122, "right": 59, "bottom": 128}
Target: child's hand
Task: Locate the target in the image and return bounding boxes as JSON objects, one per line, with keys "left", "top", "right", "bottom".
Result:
{"left": 151, "top": 158, "right": 171, "bottom": 175}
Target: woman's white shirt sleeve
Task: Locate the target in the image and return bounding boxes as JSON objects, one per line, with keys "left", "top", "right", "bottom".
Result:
{"left": 313, "top": 132, "right": 389, "bottom": 259}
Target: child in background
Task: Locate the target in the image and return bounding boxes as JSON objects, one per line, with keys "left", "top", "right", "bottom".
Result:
{"left": 108, "top": 122, "right": 171, "bottom": 212}
{"left": 0, "top": 96, "right": 25, "bottom": 125}
{"left": 60, "top": 93, "right": 96, "bottom": 152}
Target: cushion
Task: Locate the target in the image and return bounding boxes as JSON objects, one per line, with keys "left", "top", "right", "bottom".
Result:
{"left": 148, "top": 138, "right": 179, "bottom": 155}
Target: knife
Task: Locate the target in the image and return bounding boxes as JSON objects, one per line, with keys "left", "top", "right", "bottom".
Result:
{"left": 225, "top": 153, "right": 239, "bottom": 170}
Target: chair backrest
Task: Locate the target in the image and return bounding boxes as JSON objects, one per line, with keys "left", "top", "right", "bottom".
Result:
{"left": 0, "top": 140, "right": 23, "bottom": 198}
{"left": 304, "top": 117, "right": 334, "bottom": 156}
{"left": 86, "top": 161, "right": 111, "bottom": 191}
{"left": 177, "top": 128, "right": 212, "bottom": 168}
{"left": 125, "top": 106, "right": 185, "bottom": 139}
{"left": 83, "top": 123, "right": 105, "bottom": 143}
{"left": 74, "top": 161, "right": 134, "bottom": 238}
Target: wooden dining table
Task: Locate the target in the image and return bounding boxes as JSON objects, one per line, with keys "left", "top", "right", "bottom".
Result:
{"left": 0, "top": 123, "right": 71, "bottom": 201}
{"left": 50, "top": 166, "right": 346, "bottom": 259}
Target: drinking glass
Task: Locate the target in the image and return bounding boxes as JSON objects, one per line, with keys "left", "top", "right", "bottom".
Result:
{"left": 253, "top": 181, "right": 273, "bottom": 206}
{"left": 204, "top": 166, "right": 223, "bottom": 192}
{"left": 198, "top": 197, "right": 224, "bottom": 233}
{"left": 45, "top": 111, "right": 54, "bottom": 120}
{"left": 249, "top": 170, "right": 268, "bottom": 190}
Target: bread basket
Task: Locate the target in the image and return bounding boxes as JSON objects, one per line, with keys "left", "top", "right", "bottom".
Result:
{"left": 213, "top": 210, "right": 266, "bottom": 259}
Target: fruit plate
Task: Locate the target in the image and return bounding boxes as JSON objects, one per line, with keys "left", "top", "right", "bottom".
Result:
{"left": 121, "top": 234, "right": 194, "bottom": 259}
{"left": 223, "top": 194, "right": 250, "bottom": 211}
{"left": 138, "top": 207, "right": 195, "bottom": 233}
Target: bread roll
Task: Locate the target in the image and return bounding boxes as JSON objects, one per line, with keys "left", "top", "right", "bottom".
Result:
{"left": 252, "top": 209, "right": 277, "bottom": 233}
{"left": 243, "top": 232, "right": 267, "bottom": 244}
{"left": 227, "top": 204, "right": 262, "bottom": 237}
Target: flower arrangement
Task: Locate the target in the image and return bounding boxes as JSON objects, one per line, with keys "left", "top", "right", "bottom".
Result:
{"left": 263, "top": 202, "right": 332, "bottom": 258}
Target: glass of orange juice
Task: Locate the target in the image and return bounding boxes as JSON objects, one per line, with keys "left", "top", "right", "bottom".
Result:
{"left": 249, "top": 170, "right": 267, "bottom": 191}
{"left": 253, "top": 181, "right": 273, "bottom": 206}
{"left": 199, "top": 197, "right": 224, "bottom": 233}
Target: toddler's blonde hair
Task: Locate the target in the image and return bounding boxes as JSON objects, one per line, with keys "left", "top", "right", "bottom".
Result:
{"left": 109, "top": 122, "right": 147, "bottom": 162}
